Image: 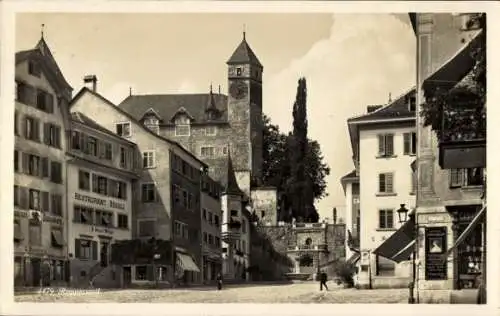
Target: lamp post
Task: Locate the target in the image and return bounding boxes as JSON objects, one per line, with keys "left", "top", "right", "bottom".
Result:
{"left": 397, "top": 204, "right": 416, "bottom": 304}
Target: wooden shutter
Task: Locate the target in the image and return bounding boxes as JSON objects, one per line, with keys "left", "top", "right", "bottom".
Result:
{"left": 34, "top": 119, "right": 40, "bottom": 141}
{"left": 386, "top": 173, "right": 394, "bottom": 193}
{"left": 92, "top": 174, "right": 98, "bottom": 193}
{"left": 26, "top": 84, "right": 36, "bottom": 106}
{"left": 403, "top": 133, "right": 410, "bottom": 155}
{"left": 75, "top": 239, "right": 81, "bottom": 258}
{"left": 41, "top": 157, "right": 49, "bottom": 178}
{"left": 385, "top": 134, "right": 394, "bottom": 156}
{"left": 45, "top": 93, "right": 54, "bottom": 113}
{"left": 450, "top": 169, "right": 463, "bottom": 188}
{"left": 22, "top": 153, "right": 29, "bottom": 174}
{"left": 20, "top": 186, "right": 29, "bottom": 209}
{"left": 92, "top": 241, "right": 98, "bottom": 260}
{"left": 378, "top": 134, "right": 385, "bottom": 156}
{"left": 41, "top": 191, "right": 49, "bottom": 213}
{"left": 378, "top": 173, "right": 385, "bottom": 193}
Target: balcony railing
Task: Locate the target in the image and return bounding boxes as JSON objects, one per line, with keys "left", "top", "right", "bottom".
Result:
{"left": 287, "top": 244, "right": 328, "bottom": 252}
{"left": 438, "top": 105, "right": 486, "bottom": 169}
{"left": 293, "top": 222, "right": 326, "bottom": 229}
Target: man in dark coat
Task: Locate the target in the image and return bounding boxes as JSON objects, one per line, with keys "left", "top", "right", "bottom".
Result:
{"left": 319, "top": 271, "right": 328, "bottom": 291}
{"left": 216, "top": 272, "right": 223, "bottom": 290}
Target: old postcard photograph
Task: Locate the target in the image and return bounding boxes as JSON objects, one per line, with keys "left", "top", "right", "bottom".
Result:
{"left": 0, "top": 1, "right": 498, "bottom": 315}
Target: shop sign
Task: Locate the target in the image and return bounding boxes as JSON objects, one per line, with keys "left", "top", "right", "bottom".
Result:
{"left": 74, "top": 192, "right": 125, "bottom": 210}
{"left": 425, "top": 226, "right": 448, "bottom": 280}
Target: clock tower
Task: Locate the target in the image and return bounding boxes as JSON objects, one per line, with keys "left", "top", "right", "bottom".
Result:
{"left": 227, "top": 31, "right": 263, "bottom": 193}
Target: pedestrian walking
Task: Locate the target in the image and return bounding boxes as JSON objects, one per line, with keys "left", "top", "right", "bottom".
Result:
{"left": 216, "top": 272, "right": 223, "bottom": 290}
{"left": 319, "top": 271, "right": 328, "bottom": 291}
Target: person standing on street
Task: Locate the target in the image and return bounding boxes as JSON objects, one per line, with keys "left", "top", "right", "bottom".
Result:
{"left": 216, "top": 272, "right": 223, "bottom": 290}
{"left": 319, "top": 271, "right": 328, "bottom": 291}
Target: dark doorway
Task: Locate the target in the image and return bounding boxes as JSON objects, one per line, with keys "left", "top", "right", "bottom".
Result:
{"left": 31, "top": 258, "right": 41, "bottom": 287}
{"left": 123, "top": 266, "right": 132, "bottom": 288}
{"left": 100, "top": 241, "right": 109, "bottom": 267}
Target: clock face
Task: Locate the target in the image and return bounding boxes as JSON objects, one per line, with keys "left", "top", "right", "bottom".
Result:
{"left": 229, "top": 81, "right": 248, "bottom": 100}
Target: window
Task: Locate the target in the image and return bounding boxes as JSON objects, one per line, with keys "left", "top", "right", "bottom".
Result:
{"left": 36, "top": 90, "right": 53, "bottom": 113}
{"left": 174, "top": 221, "right": 188, "bottom": 239}
{"left": 187, "top": 193, "right": 194, "bottom": 210}
{"left": 138, "top": 220, "right": 155, "bottom": 237}
{"left": 44, "top": 123, "right": 61, "bottom": 148}
{"left": 208, "top": 234, "right": 213, "bottom": 245}
{"left": 141, "top": 183, "right": 156, "bottom": 202}
{"left": 51, "top": 194, "right": 63, "bottom": 216}
{"left": 29, "top": 189, "right": 40, "bottom": 210}
{"left": 97, "top": 176, "right": 108, "bottom": 195}
{"left": 71, "top": 131, "right": 82, "bottom": 150}
{"left": 14, "top": 150, "right": 19, "bottom": 172}
{"left": 17, "top": 81, "right": 35, "bottom": 105}
{"left": 206, "top": 126, "right": 217, "bottom": 136}
{"left": 465, "top": 168, "right": 484, "bottom": 187}
{"left": 142, "top": 151, "right": 155, "bottom": 168}
{"left": 87, "top": 136, "right": 98, "bottom": 156}
{"left": 377, "top": 134, "right": 394, "bottom": 157}
{"left": 215, "top": 237, "right": 220, "bottom": 248}
{"left": 403, "top": 132, "right": 417, "bottom": 155}
{"left": 208, "top": 212, "right": 213, "bottom": 224}
{"left": 236, "top": 67, "right": 242, "bottom": 76}
{"left": 74, "top": 206, "right": 93, "bottom": 224}
{"left": 116, "top": 122, "right": 131, "bottom": 137}
{"left": 51, "top": 228, "right": 63, "bottom": 248}
{"left": 200, "top": 146, "right": 215, "bottom": 158}
{"left": 378, "top": 209, "right": 394, "bottom": 229}
{"left": 120, "top": 147, "right": 127, "bottom": 168}
{"left": 378, "top": 173, "right": 394, "bottom": 194}
{"left": 51, "top": 260, "right": 64, "bottom": 281}
{"left": 214, "top": 215, "right": 219, "bottom": 226}
{"left": 28, "top": 60, "right": 41, "bottom": 77}
{"left": 203, "top": 232, "right": 208, "bottom": 244}
{"left": 24, "top": 154, "right": 41, "bottom": 177}
{"left": 14, "top": 185, "right": 19, "bottom": 206}
{"left": 14, "top": 111, "right": 19, "bottom": 135}
{"left": 104, "top": 143, "right": 112, "bottom": 160}
{"left": 116, "top": 214, "right": 128, "bottom": 229}
{"left": 50, "top": 161, "right": 62, "bottom": 184}
{"left": 76, "top": 239, "right": 94, "bottom": 260}
{"left": 25, "top": 116, "right": 40, "bottom": 141}
{"left": 79, "top": 170, "right": 90, "bottom": 191}
{"left": 135, "top": 266, "right": 148, "bottom": 281}
{"left": 29, "top": 223, "right": 41, "bottom": 246}
{"left": 181, "top": 190, "right": 188, "bottom": 207}
{"left": 376, "top": 255, "right": 395, "bottom": 276}
{"left": 96, "top": 210, "right": 113, "bottom": 227}
{"left": 175, "top": 116, "right": 190, "bottom": 136}
{"left": 203, "top": 209, "right": 207, "bottom": 221}
{"left": 261, "top": 210, "right": 266, "bottom": 219}
{"left": 230, "top": 210, "right": 238, "bottom": 217}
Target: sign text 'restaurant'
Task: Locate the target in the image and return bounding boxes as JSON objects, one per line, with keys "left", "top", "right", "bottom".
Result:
{"left": 74, "top": 193, "right": 125, "bottom": 210}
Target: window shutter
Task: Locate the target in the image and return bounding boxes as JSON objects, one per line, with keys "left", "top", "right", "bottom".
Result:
{"left": 386, "top": 173, "right": 393, "bottom": 193}
{"left": 45, "top": 93, "right": 54, "bottom": 113}
{"left": 34, "top": 119, "right": 40, "bottom": 141}
{"left": 379, "top": 210, "right": 385, "bottom": 229}
{"left": 43, "top": 123, "right": 49, "bottom": 145}
{"left": 92, "top": 241, "right": 98, "bottom": 260}
{"left": 387, "top": 211, "right": 394, "bottom": 228}
{"left": 21, "top": 153, "right": 29, "bottom": 174}
{"left": 378, "top": 174, "right": 385, "bottom": 193}
{"left": 75, "top": 239, "right": 81, "bottom": 259}
{"left": 20, "top": 187, "right": 29, "bottom": 209}
{"left": 41, "top": 157, "right": 49, "bottom": 178}
{"left": 378, "top": 135, "right": 385, "bottom": 156}
{"left": 386, "top": 135, "right": 394, "bottom": 156}
{"left": 450, "top": 169, "right": 463, "bottom": 188}
{"left": 41, "top": 191, "right": 49, "bottom": 213}
{"left": 92, "top": 174, "right": 98, "bottom": 193}
{"left": 403, "top": 133, "right": 410, "bottom": 155}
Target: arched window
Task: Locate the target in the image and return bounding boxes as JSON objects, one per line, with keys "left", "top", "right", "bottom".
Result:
{"left": 304, "top": 238, "right": 312, "bottom": 248}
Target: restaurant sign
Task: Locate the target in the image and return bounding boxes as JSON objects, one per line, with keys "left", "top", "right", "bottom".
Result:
{"left": 425, "top": 226, "right": 448, "bottom": 280}
{"left": 74, "top": 192, "right": 125, "bottom": 210}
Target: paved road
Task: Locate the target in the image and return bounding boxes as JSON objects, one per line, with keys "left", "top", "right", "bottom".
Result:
{"left": 15, "top": 282, "right": 408, "bottom": 303}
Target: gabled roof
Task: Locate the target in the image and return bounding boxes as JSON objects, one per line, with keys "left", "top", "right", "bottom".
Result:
{"left": 118, "top": 93, "right": 228, "bottom": 125}
{"left": 170, "top": 106, "right": 195, "bottom": 122}
{"left": 15, "top": 37, "right": 73, "bottom": 94}
{"left": 340, "top": 169, "right": 359, "bottom": 194}
{"left": 70, "top": 87, "right": 208, "bottom": 168}
{"left": 71, "top": 111, "right": 137, "bottom": 146}
{"left": 227, "top": 33, "right": 263, "bottom": 68}
{"left": 140, "top": 107, "right": 163, "bottom": 121}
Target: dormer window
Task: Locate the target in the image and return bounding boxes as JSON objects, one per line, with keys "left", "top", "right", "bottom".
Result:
{"left": 28, "top": 60, "right": 41, "bottom": 78}
{"left": 175, "top": 116, "right": 190, "bottom": 136}
{"left": 144, "top": 115, "right": 159, "bottom": 135}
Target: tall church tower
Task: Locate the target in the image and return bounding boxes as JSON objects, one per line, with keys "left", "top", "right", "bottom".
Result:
{"left": 226, "top": 31, "right": 263, "bottom": 194}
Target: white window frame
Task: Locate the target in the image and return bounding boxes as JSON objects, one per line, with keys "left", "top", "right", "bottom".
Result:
{"left": 403, "top": 132, "right": 417, "bottom": 156}
{"left": 142, "top": 150, "right": 156, "bottom": 169}
{"left": 141, "top": 182, "right": 156, "bottom": 203}
{"left": 115, "top": 122, "right": 131, "bottom": 137}
{"left": 378, "top": 209, "right": 394, "bottom": 229}
{"left": 377, "top": 133, "right": 394, "bottom": 157}
{"left": 175, "top": 116, "right": 191, "bottom": 136}
{"left": 200, "top": 146, "right": 215, "bottom": 158}
{"left": 205, "top": 126, "right": 217, "bottom": 136}
{"left": 378, "top": 172, "right": 394, "bottom": 194}
{"left": 174, "top": 220, "right": 188, "bottom": 239}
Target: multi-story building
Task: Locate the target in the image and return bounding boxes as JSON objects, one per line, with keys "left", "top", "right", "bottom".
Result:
{"left": 200, "top": 173, "right": 223, "bottom": 283}
{"left": 116, "top": 32, "right": 277, "bottom": 281}
{"left": 14, "top": 36, "right": 73, "bottom": 287}
{"left": 409, "top": 13, "right": 486, "bottom": 301}
{"left": 346, "top": 89, "right": 417, "bottom": 288}
{"left": 69, "top": 79, "right": 208, "bottom": 286}
{"left": 66, "top": 110, "right": 139, "bottom": 287}
{"left": 340, "top": 170, "right": 360, "bottom": 265}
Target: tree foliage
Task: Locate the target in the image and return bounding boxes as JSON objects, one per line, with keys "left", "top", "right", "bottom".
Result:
{"left": 261, "top": 79, "right": 330, "bottom": 223}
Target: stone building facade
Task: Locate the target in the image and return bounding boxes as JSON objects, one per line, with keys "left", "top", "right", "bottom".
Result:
{"left": 14, "top": 36, "right": 73, "bottom": 287}
{"left": 69, "top": 84, "right": 207, "bottom": 286}
{"left": 66, "top": 111, "right": 139, "bottom": 288}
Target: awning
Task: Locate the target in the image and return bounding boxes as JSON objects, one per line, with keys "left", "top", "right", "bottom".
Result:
{"left": 391, "top": 240, "right": 416, "bottom": 263}
{"left": 176, "top": 252, "right": 200, "bottom": 272}
{"left": 346, "top": 252, "right": 361, "bottom": 265}
{"left": 372, "top": 216, "right": 416, "bottom": 262}
{"left": 14, "top": 222, "right": 23, "bottom": 241}
{"left": 423, "top": 30, "right": 483, "bottom": 94}
{"left": 444, "top": 205, "right": 486, "bottom": 259}
{"left": 51, "top": 230, "right": 64, "bottom": 247}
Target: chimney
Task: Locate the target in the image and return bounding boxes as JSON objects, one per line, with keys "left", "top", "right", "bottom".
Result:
{"left": 83, "top": 75, "right": 98, "bottom": 92}
{"left": 218, "top": 85, "right": 221, "bottom": 94}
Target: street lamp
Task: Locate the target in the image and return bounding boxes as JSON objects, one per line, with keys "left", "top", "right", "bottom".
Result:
{"left": 396, "top": 203, "right": 417, "bottom": 304}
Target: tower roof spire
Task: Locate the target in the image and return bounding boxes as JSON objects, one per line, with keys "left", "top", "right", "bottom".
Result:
{"left": 243, "top": 24, "right": 246, "bottom": 41}
{"left": 227, "top": 28, "right": 263, "bottom": 68}
{"left": 224, "top": 144, "right": 244, "bottom": 196}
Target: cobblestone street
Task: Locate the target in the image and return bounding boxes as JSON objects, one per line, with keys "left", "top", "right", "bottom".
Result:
{"left": 15, "top": 282, "right": 408, "bottom": 303}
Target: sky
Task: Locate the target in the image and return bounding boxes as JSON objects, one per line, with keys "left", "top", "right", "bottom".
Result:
{"left": 15, "top": 13, "right": 416, "bottom": 220}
